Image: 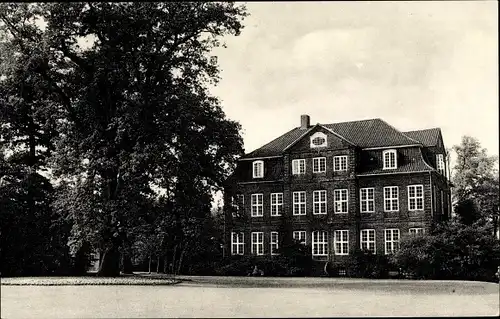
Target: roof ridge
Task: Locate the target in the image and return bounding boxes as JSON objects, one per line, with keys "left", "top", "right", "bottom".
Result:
{"left": 378, "top": 118, "right": 423, "bottom": 145}
{"left": 404, "top": 127, "right": 441, "bottom": 133}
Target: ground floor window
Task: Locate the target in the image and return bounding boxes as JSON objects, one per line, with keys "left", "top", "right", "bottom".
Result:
{"left": 251, "top": 232, "right": 264, "bottom": 255}
{"left": 312, "top": 230, "right": 328, "bottom": 257}
{"left": 293, "top": 230, "right": 306, "bottom": 245}
{"left": 231, "top": 232, "right": 244, "bottom": 255}
{"left": 409, "top": 228, "right": 424, "bottom": 236}
{"left": 334, "top": 230, "right": 349, "bottom": 255}
{"left": 360, "top": 229, "right": 376, "bottom": 254}
{"left": 384, "top": 229, "right": 400, "bottom": 255}
{"left": 270, "top": 232, "right": 279, "bottom": 255}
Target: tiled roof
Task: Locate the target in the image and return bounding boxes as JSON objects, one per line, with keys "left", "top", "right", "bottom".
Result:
{"left": 242, "top": 118, "right": 423, "bottom": 159}
{"left": 403, "top": 128, "right": 441, "bottom": 147}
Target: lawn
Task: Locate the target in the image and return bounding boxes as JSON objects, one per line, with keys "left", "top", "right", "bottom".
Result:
{"left": 1, "top": 275, "right": 498, "bottom": 318}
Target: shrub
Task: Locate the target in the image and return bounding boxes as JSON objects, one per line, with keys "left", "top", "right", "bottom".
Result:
{"left": 346, "top": 249, "right": 391, "bottom": 278}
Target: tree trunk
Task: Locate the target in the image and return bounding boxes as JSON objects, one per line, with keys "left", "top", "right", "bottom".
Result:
{"left": 163, "top": 255, "right": 168, "bottom": 274}
{"left": 97, "top": 246, "right": 121, "bottom": 276}
{"left": 156, "top": 255, "right": 160, "bottom": 273}
{"left": 148, "top": 254, "right": 152, "bottom": 274}
{"left": 121, "top": 253, "right": 134, "bottom": 274}
{"left": 176, "top": 242, "right": 189, "bottom": 275}
{"left": 171, "top": 244, "right": 178, "bottom": 275}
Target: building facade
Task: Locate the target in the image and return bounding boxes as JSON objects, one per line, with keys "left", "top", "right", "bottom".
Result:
{"left": 223, "top": 115, "right": 452, "bottom": 272}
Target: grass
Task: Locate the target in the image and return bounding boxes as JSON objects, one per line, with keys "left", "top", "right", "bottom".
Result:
{"left": 0, "top": 274, "right": 181, "bottom": 286}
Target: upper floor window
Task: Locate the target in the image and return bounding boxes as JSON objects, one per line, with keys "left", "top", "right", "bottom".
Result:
{"left": 408, "top": 185, "right": 424, "bottom": 211}
{"left": 383, "top": 150, "right": 397, "bottom": 169}
{"left": 384, "top": 186, "right": 399, "bottom": 212}
{"left": 333, "top": 155, "right": 348, "bottom": 171}
{"left": 313, "top": 157, "right": 326, "bottom": 173}
{"left": 252, "top": 160, "right": 264, "bottom": 178}
{"left": 360, "top": 188, "right": 375, "bottom": 213}
{"left": 436, "top": 154, "right": 445, "bottom": 175}
{"left": 231, "top": 194, "right": 244, "bottom": 218}
{"left": 310, "top": 132, "right": 327, "bottom": 148}
{"left": 334, "top": 189, "right": 348, "bottom": 213}
{"left": 293, "top": 191, "right": 306, "bottom": 215}
{"left": 251, "top": 194, "right": 263, "bottom": 217}
{"left": 292, "top": 159, "right": 306, "bottom": 175}
{"left": 270, "top": 193, "right": 283, "bottom": 216}
{"left": 313, "top": 190, "right": 327, "bottom": 215}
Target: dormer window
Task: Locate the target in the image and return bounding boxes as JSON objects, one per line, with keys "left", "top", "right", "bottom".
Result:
{"left": 310, "top": 132, "right": 327, "bottom": 148}
{"left": 383, "top": 150, "right": 397, "bottom": 169}
{"left": 252, "top": 160, "right": 264, "bottom": 178}
{"left": 436, "top": 154, "right": 445, "bottom": 175}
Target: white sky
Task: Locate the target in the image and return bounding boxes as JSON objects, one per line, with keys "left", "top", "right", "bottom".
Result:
{"left": 211, "top": 1, "right": 499, "bottom": 158}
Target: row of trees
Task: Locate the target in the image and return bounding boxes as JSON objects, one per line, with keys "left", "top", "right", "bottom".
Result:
{"left": 1, "top": 3, "right": 248, "bottom": 276}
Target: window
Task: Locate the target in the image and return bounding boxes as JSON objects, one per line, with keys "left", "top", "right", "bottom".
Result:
{"left": 384, "top": 229, "right": 400, "bottom": 255}
{"left": 231, "top": 194, "right": 244, "bottom": 217}
{"left": 312, "top": 230, "right": 328, "bottom": 257}
{"left": 313, "top": 190, "right": 327, "bottom": 215}
{"left": 231, "top": 232, "right": 244, "bottom": 255}
{"left": 441, "top": 190, "right": 444, "bottom": 214}
{"left": 293, "top": 231, "right": 306, "bottom": 245}
{"left": 310, "top": 132, "right": 327, "bottom": 148}
{"left": 251, "top": 232, "right": 264, "bottom": 255}
{"left": 360, "top": 229, "right": 376, "bottom": 254}
{"left": 409, "top": 228, "right": 424, "bottom": 236}
{"left": 383, "top": 150, "right": 397, "bottom": 169}
{"left": 436, "top": 154, "right": 445, "bottom": 175}
{"left": 292, "top": 159, "right": 306, "bottom": 175}
{"left": 270, "top": 193, "right": 283, "bottom": 216}
{"left": 334, "top": 230, "right": 349, "bottom": 255}
{"left": 333, "top": 155, "right": 348, "bottom": 171}
{"left": 334, "top": 189, "right": 348, "bottom": 213}
{"left": 360, "top": 188, "right": 375, "bottom": 213}
{"left": 293, "top": 191, "right": 306, "bottom": 215}
{"left": 270, "top": 232, "right": 279, "bottom": 255}
{"left": 384, "top": 186, "right": 399, "bottom": 212}
{"left": 408, "top": 185, "right": 424, "bottom": 211}
{"left": 312, "top": 157, "right": 326, "bottom": 173}
{"left": 252, "top": 160, "right": 264, "bottom": 178}
{"left": 251, "top": 194, "right": 263, "bottom": 217}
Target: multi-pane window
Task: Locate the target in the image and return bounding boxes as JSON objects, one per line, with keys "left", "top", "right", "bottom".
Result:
{"left": 436, "top": 154, "right": 445, "bottom": 175}
{"left": 312, "top": 157, "right": 326, "bottom": 173}
{"left": 313, "top": 190, "right": 327, "bottom": 215}
{"left": 383, "top": 150, "right": 397, "bottom": 169}
{"left": 384, "top": 186, "right": 399, "bottom": 212}
{"left": 409, "top": 228, "right": 424, "bottom": 236}
{"left": 293, "top": 191, "right": 306, "bottom": 215}
{"left": 334, "top": 230, "right": 349, "bottom": 255}
{"left": 360, "top": 229, "right": 376, "bottom": 254}
{"left": 270, "top": 232, "right": 279, "bottom": 255}
{"left": 360, "top": 188, "right": 375, "bottom": 213}
{"left": 293, "top": 231, "right": 306, "bottom": 245}
{"left": 251, "top": 232, "right": 264, "bottom": 255}
{"left": 408, "top": 185, "right": 424, "bottom": 211}
{"left": 334, "top": 189, "right": 348, "bottom": 213}
{"left": 441, "top": 190, "right": 445, "bottom": 214}
{"left": 270, "top": 193, "right": 283, "bottom": 216}
{"left": 312, "top": 230, "right": 328, "bottom": 257}
{"left": 252, "top": 160, "right": 264, "bottom": 178}
{"left": 384, "top": 229, "right": 400, "bottom": 255}
{"left": 292, "top": 159, "right": 306, "bottom": 175}
{"left": 251, "top": 194, "right": 263, "bottom": 217}
{"left": 333, "top": 155, "right": 348, "bottom": 171}
{"left": 231, "top": 194, "right": 244, "bottom": 217}
{"left": 231, "top": 232, "right": 244, "bottom": 255}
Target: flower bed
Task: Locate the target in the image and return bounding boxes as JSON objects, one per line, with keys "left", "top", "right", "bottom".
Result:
{"left": 0, "top": 276, "right": 181, "bottom": 286}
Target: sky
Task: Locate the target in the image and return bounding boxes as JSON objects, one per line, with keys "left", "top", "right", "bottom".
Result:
{"left": 210, "top": 1, "right": 499, "bottom": 159}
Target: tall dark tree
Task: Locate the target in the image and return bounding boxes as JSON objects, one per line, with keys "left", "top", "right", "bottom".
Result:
{"left": 0, "top": 2, "right": 246, "bottom": 276}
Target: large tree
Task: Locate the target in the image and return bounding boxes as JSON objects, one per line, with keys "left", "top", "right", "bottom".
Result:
{"left": 0, "top": 2, "right": 246, "bottom": 276}
{"left": 451, "top": 136, "right": 499, "bottom": 236}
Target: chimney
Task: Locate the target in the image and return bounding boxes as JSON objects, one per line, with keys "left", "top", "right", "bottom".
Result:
{"left": 300, "top": 114, "right": 310, "bottom": 129}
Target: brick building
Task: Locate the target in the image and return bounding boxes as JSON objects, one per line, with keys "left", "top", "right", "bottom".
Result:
{"left": 223, "top": 115, "right": 452, "bottom": 272}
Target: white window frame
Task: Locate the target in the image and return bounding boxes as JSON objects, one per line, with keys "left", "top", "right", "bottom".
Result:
{"left": 408, "top": 185, "right": 424, "bottom": 211}
{"left": 383, "top": 186, "right": 399, "bottom": 212}
{"left": 270, "top": 193, "right": 283, "bottom": 216}
{"left": 360, "top": 229, "right": 376, "bottom": 254}
{"left": 270, "top": 231, "right": 279, "bottom": 255}
{"left": 333, "top": 155, "right": 348, "bottom": 171}
{"left": 293, "top": 231, "right": 306, "bottom": 245}
{"left": 383, "top": 149, "right": 397, "bottom": 169}
{"left": 334, "top": 189, "right": 348, "bottom": 213}
{"left": 312, "top": 230, "right": 328, "bottom": 257}
{"left": 409, "top": 228, "right": 424, "bottom": 236}
{"left": 251, "top": 232, "right": 264, "bottom": 255}
{"left": 252, "top": 160, "right": 264, "bottom": 178}
{"left": 384, "top": 229, "right": 400, "bottom": 255}
{"left": 292, "top": 159, "right": 306, "bottom": 175}
{"left": 293, "top": 191, "right": 306, "bottom": 215}
{"left": 310, "top": 132, "right": 328, "bottom": 148}
{"left": 251, "top": 193, "right": 263, "bottom": 217}
{"left": 231, "top": 194, "right": 244, "bottom": 217}
{"left": 436, "top": 154, "right": 445, "bottom": 175}
{"left": 231, "top": 232, "right": 244, "bottom": 255}
{"left": 312, "top": 157, "right": 326, "bottom": 173}
{"left": 360, "top": 188, "right": 375, "bottom": 213}
{"left": 334, "top": 230, "right": 349, "bottom": 255}
{"left": 313, "top": 190, "right": 327, "bottom": 215}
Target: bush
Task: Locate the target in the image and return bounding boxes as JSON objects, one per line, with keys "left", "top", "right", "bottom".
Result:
{"left": 346, "top": 250, "right": 391, "bottom": 279}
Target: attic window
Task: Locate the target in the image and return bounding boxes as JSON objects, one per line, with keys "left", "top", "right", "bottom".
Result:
{"left": 310, "top": 132, "right": 327, "bottom": 148}
{"left": 252, "top": 160, "right": 264, "bottom": 178}
{"left": 383, "top": 150, "right": 397, "bottom": 169}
